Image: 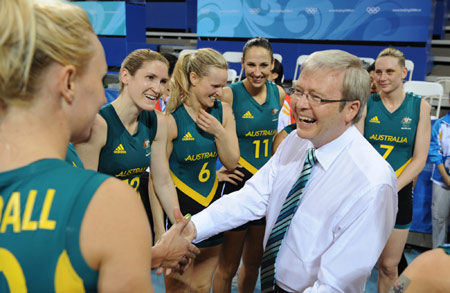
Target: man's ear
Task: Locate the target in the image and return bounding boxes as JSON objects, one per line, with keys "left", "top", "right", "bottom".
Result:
{"left": 346, "top": 100, "right": 361, "bottom": 123}
{"left": 60, "top": 65, "right": 76, "bottom": 105}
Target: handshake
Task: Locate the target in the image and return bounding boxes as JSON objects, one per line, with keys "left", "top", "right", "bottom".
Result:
{"left": 151, "top": 208, "right": 199, "bottom": 275}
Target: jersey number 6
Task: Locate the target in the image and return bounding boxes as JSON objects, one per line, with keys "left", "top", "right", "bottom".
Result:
{"left": 198, "top": 162, "right": 210, "bottom": 183}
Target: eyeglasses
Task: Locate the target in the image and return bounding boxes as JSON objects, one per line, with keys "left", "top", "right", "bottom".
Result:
{"left": 288, "top": 88, "right": 356, "bottom": 105}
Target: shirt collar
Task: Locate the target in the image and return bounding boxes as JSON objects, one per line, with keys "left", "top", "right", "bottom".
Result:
{"left": 314, "top": 125, "right": 358, "bottom": 171}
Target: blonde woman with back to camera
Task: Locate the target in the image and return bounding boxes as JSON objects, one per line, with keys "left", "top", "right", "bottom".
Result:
{"left": 0, "top": 0, "right": 197, "bottom": 291}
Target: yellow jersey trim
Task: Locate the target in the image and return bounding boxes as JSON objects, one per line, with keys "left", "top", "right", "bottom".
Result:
{"left": 395, "top": 158, "right": 412, "bottom": 178}
{"left": 55, "top": 250, "right": 85, "bottom": 292}
{"left": 238, "top": 157, "right": 258, "bottom": 175}
{"left": 170, "top": 171, "right": 218, "bottom": 207}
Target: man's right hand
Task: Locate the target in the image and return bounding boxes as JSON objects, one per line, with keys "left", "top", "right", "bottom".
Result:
{"left": 152, "top": 208, "right": 199, "bottom": 275}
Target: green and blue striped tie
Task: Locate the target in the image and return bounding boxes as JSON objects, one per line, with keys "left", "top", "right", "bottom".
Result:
{"left": 260, "top": 148, "right": 317, "bottom": 292}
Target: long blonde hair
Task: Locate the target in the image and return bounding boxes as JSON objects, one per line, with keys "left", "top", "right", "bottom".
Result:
{"left": 166, "top": 48, "right": 228, "bottom": 113}
{"left": 0, "top": 0, "right": 94, "bottom": 107}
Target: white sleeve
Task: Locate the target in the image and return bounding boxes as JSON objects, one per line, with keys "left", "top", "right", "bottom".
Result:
{"left": 192, "top": 150, "right": 280, "bottom": 243}
{"left": 303, "top": 184, "right": 397, "bottom": 293}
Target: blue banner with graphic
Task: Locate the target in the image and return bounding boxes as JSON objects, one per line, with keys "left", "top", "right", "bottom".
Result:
{"left": 197, "top": 0, "right": 432, "bottom": 42}
{"left": 73, "top": 1, "right": 126, "bottom": 36}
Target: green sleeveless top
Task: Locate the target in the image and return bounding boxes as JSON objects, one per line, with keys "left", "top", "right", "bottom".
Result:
{"left": 364, "top": 92, "right": 421, "bottom": 177}
{"left": 0, "top": 159, "right": 109, "bottom": 292}
{"left": 65, "top": 143, "right": 84, "bottom": 168}
{"left": 169, "top": 100, "right": 223, "bottom": 207}
{"left": 98, "top": 104, "right": 157, "bottom": 192}
{"left": 230, "top": 81, "right": 281, "bottom": 174}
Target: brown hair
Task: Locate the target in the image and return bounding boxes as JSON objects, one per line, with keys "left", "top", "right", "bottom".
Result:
{"left": 242, "top": 37, "right": 273, "bottom": 62}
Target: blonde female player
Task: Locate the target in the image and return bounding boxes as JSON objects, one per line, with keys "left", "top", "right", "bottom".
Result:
{"left": 164, "top": 48, "right": 239, "bottom": 292}
{"left": 357, "top": 48, "right": 431, "bottom": 293}
{"left": 0, "top": 0, "right": 197, "bottom": 291}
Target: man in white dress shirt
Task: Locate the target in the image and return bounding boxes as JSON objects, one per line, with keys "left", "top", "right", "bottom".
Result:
{"left": 190, "top": 50, "right": 398, "bottom": 292}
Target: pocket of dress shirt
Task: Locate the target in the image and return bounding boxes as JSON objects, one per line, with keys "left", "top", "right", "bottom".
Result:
{"left": 285, "top": 211, "right": 327, "bottom": 263}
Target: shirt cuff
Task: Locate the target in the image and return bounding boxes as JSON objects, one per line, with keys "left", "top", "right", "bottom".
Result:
{"left": 191, "top": 212, "right": 213, "bottom": 244}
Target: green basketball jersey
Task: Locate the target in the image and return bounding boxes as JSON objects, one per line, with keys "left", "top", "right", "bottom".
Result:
{"left": 230, "top": 81, "right": 281, "bottom": 174}
{"left": 283, "top": 123, "right": 297, "bottom": 135}
{"left": 65, "top": 143, "right": 84, "bottom": 168}
{"left": 169, "top": 101, "right": 222, "bottom": 207}
{"left": 364, "top": 92, "right": 421, "bottom": 177}
{"left": 0, "top": 159, "right": 109, "bottom": 292}
{"left": 98, "top": 104, "right": 157, "bottom": 192}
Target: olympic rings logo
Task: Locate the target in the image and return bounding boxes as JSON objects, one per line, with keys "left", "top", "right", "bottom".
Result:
{"left": 249, "top": 8, "right": 260, "bottom": 14}
{"left": 305, "top": 7, "right": 318, "bottom": 14}
{"left": 366, "top": 7, "right": 380, "bottom": 14}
